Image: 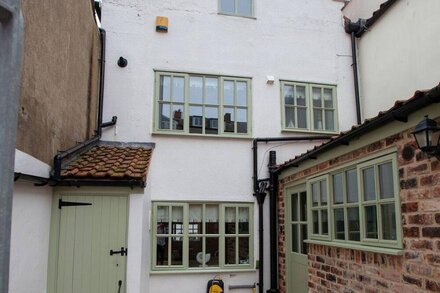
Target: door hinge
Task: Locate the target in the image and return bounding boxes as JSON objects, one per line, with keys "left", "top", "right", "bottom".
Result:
{"left": 110, "top": 247, "right": 128, "bottom": 256}
{"left": 58, "top": 199, "right": 92, "bottom": 209}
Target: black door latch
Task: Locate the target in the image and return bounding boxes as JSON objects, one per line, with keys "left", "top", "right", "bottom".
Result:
{"left": 110, "top": 247, "right": 127, "bottom": 256}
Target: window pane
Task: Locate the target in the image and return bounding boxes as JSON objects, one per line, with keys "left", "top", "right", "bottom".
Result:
{"left": 379, "top": 162, "right": 394, "bottom": 199}
{"left": 297, "top": 107, "right": 307, "bottom": 128}
{"left": 172, "top": 206, "right": 183, "bottom": 234}
{"left": 156, "top": 206, "right": 169, "bottom": 227}
{"left": 323, "top": 88, "right": 333, "bottom": 108}
{"left": 189, "top": 236, "right": 203, "bottom": 267}
{"left": 320, "top": 180, "right": 327, "bottom": 206}
{"left": 381, "top": 203, "right": 397, "bottom": 240}
{"left": 156, "top": 237, "right": 168, "bottom": 265}
{"left": 300, "top": 224, "right": 308, "bottom": 254}
{"left": 205, "top": 78, "right": 218, "bottom": 105}
{"left": 171, "top": 237, "right": 183, "bottom": 265}
{"left": 225, "top": 207, "right": 236, "bottom": 234}
{"left": 205, "top": 107, "right": 219, "bottom": 135}
{"left": 321, "top": 210, "right": 328, "bottom": 235}
{"left": 189, "top": 204, "right": 202, "bottom": 234}
{"left": 325, "top": 110, "right": 334, "bottom": 131}
{"left": 238, "top": 207, "right": 249, "bottom": 234}
{"left": 159, "top": 104, "right": 170, "bottom": 129}
{"left": 363, "top": 167, "right": 376, "bottom": 201}
{"left": 333, "top": 173, "right": 343, "bottom": 204}
{"left": 285, "top": 107, "right": 295, "bottom": 128}
{"left": 206, "top": 237, "right": 219, "bottom": 266}
{"left": 313, "top": 109, "right": 323, "bottom": 130}
{"left": 224, "top": 107, "right": 235, "bottom": 133}
{"left": 291, "top": 193, "right": 298, "bottom": 221}
{"left": 189, "top": 76, "right": 203, "bottom": 103}
{"left": 291, "top": 224, "right": 298, "bottom": 253}
{"left": 312, "top": 182, "right": 319, "bottom": 207}
{"left": 346, "top": 169, "right": 358, "bottom": 203}
{"left": 296, "top": 86, "right": 306, "bottom": 106}
{"left": 284, "top": 85, "right": 294, "bottom": 105}
{"left": 172, "top": 77, "right": 184, "bottom": 102}
{"left": 300, "top": 192, "right": 307, "bottom": 221}
{"left": 160, "top": 75, "right": 171, "bottom": 101}
{"left": 334, "top": 208, "right": 345, "bottom": 240}
{"left": 238, "top": 237, "right": 250, "bottom": 264}
{"left": 224, "top": 81, "right": 234, "bottom": 105}
{"left": 172, "top": 104, "right": 184, "bottom": 130}
{"left": 312, "top": 87, "right": 322, "bottom": 107}
{"left": 237, "top": 108, "right": 247, "bottom": 134}
{"left": 220, "top": 0, "right": 234, "bottom": 14}
{"left": 236, "top": 81, "right": 247, "bottom": 106}
{"left": 347, "top": 207, "right": 360, "bottom": 241}
{"left": 206, "top": 204, "right": 219, "bottom": 234}
{"left": 312, "top": 211, "right": 319, "bottom": 234}
{"left": 189, "top": 106, "right": 203, "bottom": 134}
{"left": 225, "top": 237, "right": 236, "bottom": 264}
{"left": 365, "top": 205, "right": 378, "bottom": 239}
{"left": 237, "top": 0, "right": 252, "bottom": 16}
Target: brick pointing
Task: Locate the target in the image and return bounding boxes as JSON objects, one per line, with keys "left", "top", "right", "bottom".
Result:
{"left": 278, "top": 125, "right": 440, "bottom": 293}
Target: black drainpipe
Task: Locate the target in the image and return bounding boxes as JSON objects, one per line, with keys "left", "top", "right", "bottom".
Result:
{"left": 252, "top": 136, "right": 332, "bottom": 293}
{"left": 52, "top": 28, "right": 117, "bottom": 181}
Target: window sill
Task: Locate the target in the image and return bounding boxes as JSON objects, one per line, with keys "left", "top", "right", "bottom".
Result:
{"left": 305, "top": 239, "right": 403, "bottom": 256}
{"left": 217, "top": 12, "right": 256, "bottom": 20}
{"left": 152, "top": 130, "right": 253, "bottom": 140}
{"left": 150, "top": 267, "right": 256, "bottom": 275}
{"left": 281, "top": 128, "right": 339, "bottom": 136}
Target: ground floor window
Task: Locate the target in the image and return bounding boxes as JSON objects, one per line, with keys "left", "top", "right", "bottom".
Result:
{"left": 152, "top": 202, "right": 253, "bottom": 271}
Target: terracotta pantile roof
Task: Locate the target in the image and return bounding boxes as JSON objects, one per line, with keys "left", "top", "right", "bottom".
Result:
{"left": 276, "top": 83, "right": 440, "bottom": 172}
{"left": 60, "top": 142, "right": 153, "bottom": 187}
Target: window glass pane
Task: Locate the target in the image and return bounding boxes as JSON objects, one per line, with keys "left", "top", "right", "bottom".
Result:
{"left": 172, "top": 104, "right": 184, "bottom": 131}
{"left": 297, "top": 107, "right": 307, "bottom": 129}
{"left": 206, "top": 204, "right": 219, "bottom": 234}
{"left": 156, "top": 206, "right": 169, "bottom": 228}
{"left": 172, "top": 206, "right": 183, "bottom": 234}
{"left": 225, "top": 207, "right": 236, "bottom": 234}
{"left": 284, "top": 85, "right": 294, "bottom": 105}
{"left": 172, "top": 77, "right": 184, "bottom": 102}
{"left": 205, "top": 107, "right": 219, "bottom": 135}
{"left": 285, "top": 107, "right": 295, "bottom": 128}
{"left": 189, "top": 106, "right": 203, "bottom": 134}
{"left": 346, "top": 169, "right": 358, "bottom": 203}
{"left": 189, "top": 204, "right": 202, "bottom": 234}
{"left": 220, "top": 0, "right": 235, "bottom": 14}
{"left": 379, "top": 162, "right": 394, "bottom": 199}
{"left": 237, "top": 0, "right": 252, "bottom": 16}
{"left": 291, "top": 193, "right": 298, "bottom": 221}
{"left": 224, "top": 107, "right": 235, "bottom": 133}
{"left": 300, "top": 192, "right": 307, "bottom": 221}
{"left": 312, "top": 87, "right": 322, "bottom": 107}
{"left": 323, "top": 88, "right": 333, "bottom": 108}
{"left": 296, "top": 86, "right": 306, "bottom": 106}
{"left": 333, "top": 173, "right": 343, "bottom": 204}
{"left": 189, "top": 236, "right": 203, "bottom": 267}
{"left": 313, "top": 109, "right": 323, "bottom": 130}
{"left": 189, "top": 76, "right": 203, "bottom": 104}
{"left": 321, "top": 210, "right": 328, "bottom": 235}
{"left": 312, "top": 211, "right": 319, "bottom": 234}
{"left": 160, "top": 75, "right": 171, "bottom": 101}
{"left": 381, "top": 203, "right": 397, "bottom": 240}
{"left": 363, "top": 167, "right": 376, "bottom": 201}
{"left": 238, "top": 237, "right": 250, "bottom": 264}
{"left": 300, "top": 224, "right": 308, "bottom": 254}
{"left": 206, "top": 237, "right": 219, "bottom": 266}
{"left": 238, "top": 207, "right": 249, "bottom": 234}
{"left": 365, "top": 205, "right": 378, "bottom": 239}
{"left": 225, "top": 237, "right": 236, "bottom": 264}
{"left": 224, "top": 81, "right": 234, "bottom": 105}
{"left": 171, "top": 237, "right": 183, "bottom": 265}
{"left": 325, "top": 110, "right": 334, "bottom": 131}
{"left": 205, "top": 78, "right": 218, "bottom": 105}
{"left": 334, "top": 208, "right": 345, "bottom": 240}
{"left": 312, "top": 182, "right": 319, "bottom": 207}
{"left": 291, "top": 224, "right": 298, "bottom": 253}
{"left": 159, "top": 104, "right": 170, "bottom": 129}
{"left": 320, "top": 180, "right": 327, "bottom": 206}
{"left": 236, "top": 81, "right": 247, "bottom": 106}
{"left": 237, "top": 108, "right": 247, "bottom": 134}
{"left": 156, "top": 237, "right": 168, "bottom": 265}
{"left": 347, "top": 207, "right": 360, "bottom": 241}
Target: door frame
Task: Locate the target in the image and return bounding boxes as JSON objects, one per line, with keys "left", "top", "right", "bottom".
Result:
{"left": 47, "top": 187, "right": 130, "bottom": 293}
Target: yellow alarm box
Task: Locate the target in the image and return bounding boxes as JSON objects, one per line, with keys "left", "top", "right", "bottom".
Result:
{"left": 156, "top": 16, "right": 168, "bottom": 32}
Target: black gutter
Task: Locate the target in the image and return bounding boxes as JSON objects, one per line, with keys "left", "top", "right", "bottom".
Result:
{"left": 56, "top": 178, "right": 146, "bottom": 188}
{"left": 14, "top": 172, "right": 51, "bottom": 186}
{"left": 276, "top": 84, "right": 440, "bottom": 174}
{"left": 252, "top": 135, "right": 332, "bottom": 293}
{"left": 267, "top": 151, "right": 278, "bottom": 293}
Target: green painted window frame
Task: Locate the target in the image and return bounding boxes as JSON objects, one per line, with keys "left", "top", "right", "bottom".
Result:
{"left": 154, "top": 71, "right": 252, "bottom": 138}
{"left": 280, "top": 81, "right": 338, "bottom": 134}
{"left": 151, "top": 202, "right": 254, "bottom": 272}
{"left": 218, "top": 0, "right": 255, "bottom": 18}
{"left": 307, "top": 153, "right": 402, "bottom": 250}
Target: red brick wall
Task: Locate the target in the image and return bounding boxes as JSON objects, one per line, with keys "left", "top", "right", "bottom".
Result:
{"left": 278, "top": 126, "right": 440, "bottom": 292}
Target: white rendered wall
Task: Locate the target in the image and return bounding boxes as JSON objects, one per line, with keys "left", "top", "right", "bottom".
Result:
{"left": 101, "top": 0, "right": 356, "bottom": 292}
{"left": 9, "top": 183, "right": 52, "bottom": 293}
{"left": 353, "top": 0, "right": 440, "bottom": 120}
{"left": 342, "top": 0, "right": 387, "bottom": 21}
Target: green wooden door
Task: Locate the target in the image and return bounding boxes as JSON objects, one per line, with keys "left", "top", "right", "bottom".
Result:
{"left": 55, "top": 195, "right": 128, "bottom": 293}
{"left": 286, "top": 186, "right": 308, "bottom": 293}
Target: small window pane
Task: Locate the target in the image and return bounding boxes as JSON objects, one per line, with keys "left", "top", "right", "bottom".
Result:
{"left": 160, "top": 76, "right": 171, "bottom": 101}
{"left": 320, "top": 180, "right": 327, "bottom": 206}
{"left": 171, "top": 237, "right": 183, "bottom": 265}
{"left": 312, "top": 88, "right": 322, "bottom": 107}
{"left": 206, "top": 204, "right": 219, "bottom": 234}
{"left": 333, "top": 173, "right": 343, "bottom": 204}
{"left": 156, "top": 206, "right": 169, "bottom": 226}
{"left": 225, "top": 207, "right": 236, "bottom": 234}
{"left": 285, "top": 107, "right": 295, "bottom": 128}
{"left": 300, "top": 224, "right": 308, "bottom": 254}
{"left": 224, "top": 107, "right": 235, "bottom": 133}
{"left": 363, "top": 167, "right": 376, "bottom": 201}
{"left": 284, "top": 85, "right": 294, "bottom": 105}
{"left": 206, "top": 237, "right": 219, "bottom": 266}
{"left": 379, "top": 162, "right": 394, "bottom": 199}
{"left": 172, "top": 77, "right": 184, "bottom": 102}
{"left": 325, "top": 110, "right": 334, "bottom": 131}
{"left": 205, "top": 78, "right": 218, "bottom": 105}
{"left": 159, "top": 104, "right": 171, "bottom": 129}
{"left": 189, "top": 106, "right": 203, "bottom": 134}
{"left": 189, "top": 204, "right": 202, "bottom": 233}
{"left": 381, "top": 203, "right": 397, "bottom": 240}
{"left": 238, "top": 207, "right": 249, "bottom": 234}
{"left": 291, "top": 224, "right": 298, "bottom": 253}
{"left": 300, "top": 192, "right": 307, "bottom": 221}
{"left": 189, "top": 76, "right": 203, "bottom": 104}
{"left": 323, "top": 88, "right": 333, "bottom": 108}
{"left": 313, "top": 109, "right": 323, "bottom": 130}
{"left": 225, "top": 237, "right": 236, "bottom": 264}
{"left": 220, "top": 0, "right": 234, "bottom": 14}
{"left": 237, "top": 108, "right": 247, "bottom": 134}
{"left": 312, "top": 211, "right": 319, "bottom": 234}
{"left": 172, "top": 206, "right": 183, "bottom": 234}
{"left": 297, "top": 107, "right": 307, "bottom": 128}
{"left": 334, "top": 208, "right": 345, "bottom": 240}
{"left": 312, "top": 182, "right": 319, "bottom": 207}
{"left": 156, "top": 237, "right": 168, "bottom": 265}
{"left": 365, "top": 205, "right": 378, "bottom": 239}
{"left": 346, "top": 169, "right": 358, "bottom": 203}
{"left": 172, "top": 104, "right": 184, "bottom": 131}
{"left": 224, "top": 81, "right": 234, "bottom": 105}
{"left": 347, "top": 207, "right": 360, "bottom": 241}
{"left": 238, "top": 237, "right": 250, "bottom": 264}
{"left": 291, "top": 193, "right": 298, "bottom": 221}
{"left": 321, "top": 210, "right": 328, "bottom": 235}
{"left": 205, "top": 107, "right": 219, "bottom": 135}
{"left": 237, "top": 0, "right": 252, "bottom": 16}
{"left": 296, "top": 86, "right": 306, "bottom": 106}
{"left": 236, "top": 82, "right": 247, "bottom": 106}
{"left": 189, "top": 236, "right": 202, "bottom": 267}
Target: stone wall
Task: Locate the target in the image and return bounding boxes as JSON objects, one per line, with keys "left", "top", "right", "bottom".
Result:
{"left": 278, "top": 123, "right": 440, "bottom": 292}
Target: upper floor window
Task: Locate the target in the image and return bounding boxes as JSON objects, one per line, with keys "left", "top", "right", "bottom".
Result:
{"left": 281, "top": 81, "right": 338, "bottom": 133}
{"left": 154, "top": 72, "right": 251, "bottom": 137}
{"left": 219, "top": 0, "right": 254, "bottom": 18}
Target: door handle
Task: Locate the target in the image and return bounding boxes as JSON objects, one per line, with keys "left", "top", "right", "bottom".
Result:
{"left": 118, "top": 280, "right": 122, "bottom": 293}
{"left": 110, "top": 247, "right": 127, "bottom": 256}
